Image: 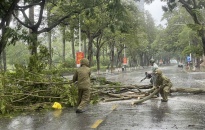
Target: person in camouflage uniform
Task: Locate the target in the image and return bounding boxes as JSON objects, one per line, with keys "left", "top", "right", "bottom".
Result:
{"left": 154, "top": 69, "right": 172, "bottom": 102}
{"left": 73, "top": 58, "right": 91, "bottom": 113}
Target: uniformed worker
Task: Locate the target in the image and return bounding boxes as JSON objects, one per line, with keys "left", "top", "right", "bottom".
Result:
{"left": 154, "top": 69, "right": 172, "bottom": 102}
{"left": 149, "top": 59, "right": 159, "bottom": 86}
{"left": 73, "top": 58, "right": 91, "bottom": 113}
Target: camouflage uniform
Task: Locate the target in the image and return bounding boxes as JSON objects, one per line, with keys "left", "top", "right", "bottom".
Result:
{"left": 73, "top": 58, "right": 91, "bottom": 112}
{"left": 155, "top": 69, "right": 172, "bottom": 102}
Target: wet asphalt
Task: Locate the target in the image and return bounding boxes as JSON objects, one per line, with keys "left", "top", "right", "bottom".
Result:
{"left": 0, "top": 65, "right": 205, "bottom": 130}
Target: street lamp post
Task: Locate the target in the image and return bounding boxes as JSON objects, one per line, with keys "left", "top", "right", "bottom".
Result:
{"left": 76, "top": 15, "right": 84, "bottom": 68}
{"left": 79, "top": 15, "right": 81, "bottom": 52}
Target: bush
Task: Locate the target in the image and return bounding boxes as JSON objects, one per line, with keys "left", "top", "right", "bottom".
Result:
{"left": 59, "top": 59, "right": 76, "bottom": 68}
{"left": 100, "top": 57, "right": 110, "bottom": 66}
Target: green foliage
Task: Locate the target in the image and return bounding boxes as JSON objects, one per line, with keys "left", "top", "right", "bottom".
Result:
{"left": 0, "top": 65, "right": 78, "bottom": 115}
{"left": 90, "top": 66, "right": 107, "bottom": 72}
{"left": 58, "top": 84, "right": 78, "bottom": 107}
{"left": 187, "top": 24, "right": 203, "bottom": 31}
{"left": 6, "top": 42, "right": 30, "bottom": 66}
{"left": 96, "top": 77, "right": 106, "bottom": 85}
{"left": 59, "top": 59, "right": 76, "bottom": 68}
{"left": 182, "top": 44, "right": 203, "bottom": 57}
{"left": 4, "top": 27, "right": 29, "bottom": 46}
{"left": 28, "top": 45, "right": 50, "bottom": 72}
{"left": 100, "top": 56, "right": 110, "bottom": 66}
{"left": 90, "top": 94, "right": 99, "bottom": 104}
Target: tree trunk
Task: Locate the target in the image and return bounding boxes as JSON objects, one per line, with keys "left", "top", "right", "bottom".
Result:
{"left": 202, "top": 32, "right": 205, "bottom": 56}
{"left": 96, "top": 46, "right": 100, "bottom": 73}
{"left": 87, "top": 35, "right": 93, "bottom": 66}
{"left": 0, "top": 55, "right": 2, "bottom": 71}
{"left": 84, "top": 39, "right": 87, "bottom": 58}
{"left": 116, "top": 46, "right": 123, "bottom": 68}
{"left": 170, "top": 87, "right": 205, "bottom": 94}
{"left": 2, "top": 50, "right": 6, "bottom": 71}
{"left": 199, "top": 32, "right": 205, "bottom": 71}
{"left": 0, "top": 0, "right": 19, "bottom": 55}
{"left": 110, "top": 42, "right": 115, "bottom": 73}
{"left": 71, "top": 27, "right": 75, "bottom": 60}
{"left": 0, "top": 10, "right": 12, "bottom": 71}
{"left": 62, "top": 26, "right": 66, "bottom": 63}
{"left": 47, "top": 9, "right": 52, "bottom": 69}
{"left": 29, "top": 6, "right": 38, "bottom": 55}
{"left": 139, "top": 53, "right": 143, "bottom": 66}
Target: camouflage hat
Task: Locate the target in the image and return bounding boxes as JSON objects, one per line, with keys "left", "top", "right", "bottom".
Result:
{"left": 80, "top": 58, "right": 89, "bottom": 67}
{"left": 150, "top": 59, "right": 155, "bottom": 63}
{"left": 155, "top": 69, "right": 162, "bottom": 75}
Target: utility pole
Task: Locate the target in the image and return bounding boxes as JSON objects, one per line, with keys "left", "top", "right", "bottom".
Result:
{"left": 79, "top": 15, "right": 81, "bottom": 52}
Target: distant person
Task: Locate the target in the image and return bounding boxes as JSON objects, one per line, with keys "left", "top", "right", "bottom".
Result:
{"left": 148, "top": 59, "right": 159, "bottom": 86}
{"left": 148, "top": 59, "right": 159, "bottom": 97}
{"left": 73, "top": 58, "right": 91, "bottom": 113}
{"left": 154, "top": 69, "right": 172, "bottom": 102}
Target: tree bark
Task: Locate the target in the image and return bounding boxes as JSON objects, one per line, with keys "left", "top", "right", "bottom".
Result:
{"left": 71, "top": 27, "right": 75, "bottom": 60}
{"left": 170, "top": 87, "right": 205, "bottom": 94}
{"left": 110, "top": 41, "right": 115, "bottom": 73}
{"left": 2, "top": 50, "right": 6, "bottom": 71}
{"left": 87, "top": 34, "right": 93, "bottom": 66}
{"left": 47, "top": 8, "right": 52, "bottom": 69}
{"left": 62, "top": 26, "right": 66, "bottom": 63}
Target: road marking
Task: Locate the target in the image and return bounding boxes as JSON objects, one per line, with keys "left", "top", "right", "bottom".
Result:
{"left": 91, "top": 104, "right": 118, "bottom": 129}
{"left": 91, "top": 119, "right": 103, "bottom": 128}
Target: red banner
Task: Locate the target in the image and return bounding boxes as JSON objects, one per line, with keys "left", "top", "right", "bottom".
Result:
{"left": 123, "top": 57, "right": 127, "bottom": 65}
{"left": 76, "top": 52, "right": 84, "bottom": 66}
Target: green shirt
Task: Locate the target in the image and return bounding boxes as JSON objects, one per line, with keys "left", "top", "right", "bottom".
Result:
{"left": 73, "top": 65, "right": 91, "bottom": 89}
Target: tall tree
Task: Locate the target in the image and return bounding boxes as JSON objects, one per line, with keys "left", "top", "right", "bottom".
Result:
{"left": 144, "top": 0, "right": 205, "bottom": 68}
{"left": 0, "top": 0, "right": 20, "bottom": 54}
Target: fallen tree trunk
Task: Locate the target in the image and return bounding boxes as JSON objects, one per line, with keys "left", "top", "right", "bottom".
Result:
{"left": 171, "top": 87, "right": 205, "bottom": 94}
{"left": 93, "top": 85, "right": 137, "bottom": 89}
{"left": 94, "top": 85, "right": 205, "bottom": 94}
{"left": 92, "top": 84, "right": 152, "bottom": 89}
{"left": 131, "top": 87, "right": 205, "bottom": 105}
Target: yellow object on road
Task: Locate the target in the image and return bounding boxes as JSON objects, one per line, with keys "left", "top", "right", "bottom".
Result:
{"left": 52, "top": 102, "right": 62, "bottom": 109}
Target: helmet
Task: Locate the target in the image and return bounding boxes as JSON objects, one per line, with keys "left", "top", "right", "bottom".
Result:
{"left": 80, "top": 58, "right": 89, "bottom": 67}
{"left": 150, "top": 59, "right": 155, "bottom": 64}
{"left": 155, "top": 69, "right": 162, "bottom": 75}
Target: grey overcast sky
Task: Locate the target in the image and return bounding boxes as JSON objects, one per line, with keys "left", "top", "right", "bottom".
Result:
{"left": 144, "top": 0, "right": 167, "bottom": 26}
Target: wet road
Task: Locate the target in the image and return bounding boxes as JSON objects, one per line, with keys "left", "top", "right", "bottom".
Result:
{"left": 0, "top": 65, "right": 205, "bottom": 130}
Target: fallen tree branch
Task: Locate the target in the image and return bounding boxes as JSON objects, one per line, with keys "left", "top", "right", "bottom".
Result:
{"left": 104, "top": 97, "right": 132, "bottom": 102}
{"left": 131, "top": 88, "right": 159, "bottom": 105}
{"left": 133, "top": 84, "right": 153, "bottom": 89}
{"left": 171, "top": 87, "right": 205, "bottom": 94}
{"left": 93, "top": 85, "right": 137, "bottom": 89}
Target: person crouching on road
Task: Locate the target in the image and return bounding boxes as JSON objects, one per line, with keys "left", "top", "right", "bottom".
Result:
{"left": 73, "top": 58, "right": 91, "bottom": 113}
{"left": 154, "top": 69, "right": 172, "bottom": 102}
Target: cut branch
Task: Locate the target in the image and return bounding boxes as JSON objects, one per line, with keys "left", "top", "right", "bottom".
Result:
{"left": 132, "top": 88, "right": 159, "bottom": 105}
